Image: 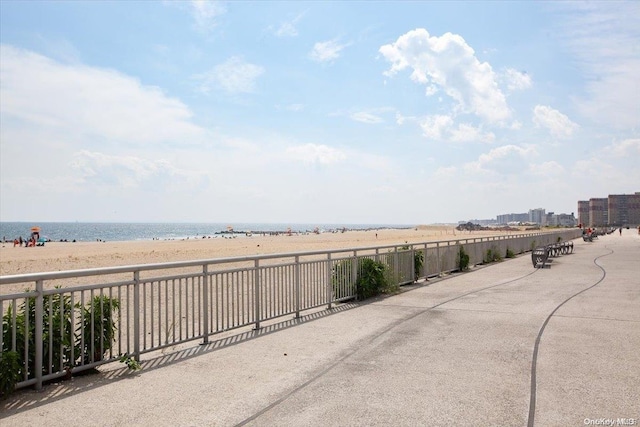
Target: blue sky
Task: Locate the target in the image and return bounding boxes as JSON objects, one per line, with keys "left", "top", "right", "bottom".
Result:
{"left": 1, "top": 1, "right": 638, "bottom": 224}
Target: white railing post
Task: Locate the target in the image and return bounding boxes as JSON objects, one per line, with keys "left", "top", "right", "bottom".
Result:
{"left": 202, "top": 264, "right": 209, "bottom": 344}
{"left": 34, "top": 279, "right": 44, "bottom": 390}
{"left": 294, "top": 256, "right": 301, "bottom": 318}
{"left": 394, "top": 246, "right": 400, "bottom": 286}
{"left": 133, "top": 271, "right": 141, "bottom": 361}
{"left": 254, "top": 259, "right": 261, "bottom": 330}
{"left": 326, "top": 253, "right": 333, "bottom": 309}
{"left": 351, "top": 251, "right": 358, "bottom": 300}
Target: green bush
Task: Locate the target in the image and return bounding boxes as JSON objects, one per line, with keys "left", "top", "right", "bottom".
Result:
{"left": 78, "top": 296, "right": 120, "bottom": 364}
{"left": 1, "top": 292, "right": 120, "bottom": 397}
{"left": 413, "top": 250, "right": 424, "bottom": 280}
{"left": 506, "top": 248, "right": 515, "bottom": 258}
{"left": 355, "top": 258, "right": 390, "bottom": 300}
{"left": 332, "top": 259, "right": 355, "bottom": 300}
{"left": 0, "top": 351, "right": 21, "bottom": 399}
{"left": 2, "top": 292, "right": 74, "bottom": 378}
{"left": 401, "top": 246, "right": 424, "bottom": 280}
{"left": 456, "top": 245, "right": 470, "bottom": 272}
{"left": 484, "top": 245, "right": 503, "bottom": 263}
{"left": 332, "top": 257, "right": 391, "bottom": 301}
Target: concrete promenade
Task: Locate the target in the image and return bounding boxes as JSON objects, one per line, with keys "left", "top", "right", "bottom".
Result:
{"left": 2, "top": 232, "right": 639, "bottom": 426}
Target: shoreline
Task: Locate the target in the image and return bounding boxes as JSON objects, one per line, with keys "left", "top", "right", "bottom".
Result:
{"left": 0, "top": 226, "right": 532, "bottom": 277}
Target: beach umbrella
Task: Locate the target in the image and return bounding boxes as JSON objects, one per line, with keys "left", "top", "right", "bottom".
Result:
{"left": 31, "top": 226, "right": 41, "bottom": 233}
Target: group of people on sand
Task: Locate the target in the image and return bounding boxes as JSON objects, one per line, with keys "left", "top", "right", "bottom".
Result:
{"left": 12, "top": 231, "right": 43, "bottom": 247}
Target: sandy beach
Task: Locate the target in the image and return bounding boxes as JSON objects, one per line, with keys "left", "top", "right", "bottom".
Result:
{"left": 0, "top": 226, "right": 526, "bottom": 277}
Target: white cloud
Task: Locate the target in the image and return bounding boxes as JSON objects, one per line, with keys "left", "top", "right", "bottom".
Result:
{"left": 449, "top": 123, "right": 495, "bottom": 143}
{"left": 71, "top": 150, "right": 210, "bottom": 190}
{"left": 529, "top": 161, "right": 565, "bottom": 176}
{"left": 533, "top": 105, "right": 579, "bottom": 138}
{"left": 285, "top": 143, "right": 347, "bottom": 165}
{"left": 309, "top": 39, "right": 348, "bottom": 63}
{"left": 0, "top": 45, "right": 204, "bottom": 145}
{"left": 608, "top": 138, "right": 640, "bottom": 157}
{"left": 194, "top": 56, "right": 264, "bottom": 94}
{"left": 473, "top": 144, "right": 537, "bottom": 175}
{"left": 418, "top": 115, "right": 493, "bottom": 143}
{"left": 274, "top": 13, "right": 305, "bottom": 37}
{"left": 379, "top": 28, "right": 510, "bottom": 123}
{"left": 503, "top": 68, "right": 532, "bottom": 91}
{"left": 420, "top": 114, "right": 454, "bottom": 139}
{"left": 350, "top": 112, "right": 383, "bottom": 124}
{"left": 190, "top": 0, "right": 226, "bottom": 33}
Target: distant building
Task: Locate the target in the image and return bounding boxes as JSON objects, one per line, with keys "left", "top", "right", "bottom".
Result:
{"left": 544, "top": 212, "right": 577, "bottom": 227}
{"left": 589, "top": 198, "right": 608, "bottom": 227}
{"left": 528, "top": 208, "right": 546, "bottom": 226}
{"left": 496, "top": 213, "right": 528, "bottom": 225}
{"left": 579, "top": 192, "right": 640, "bottom": 228}
{"left": 577, "top": 200, "right": 590, "bottom": 227}
{"left": 608, "top": 193, "right": 640, "bottom": 226}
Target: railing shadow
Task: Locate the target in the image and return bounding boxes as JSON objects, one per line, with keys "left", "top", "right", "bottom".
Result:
{"left": 0, "top": 302, "right": 359, "bottom": 417}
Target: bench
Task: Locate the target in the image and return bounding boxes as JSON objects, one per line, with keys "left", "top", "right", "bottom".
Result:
{"left": 532, "top": 241, "right": 574, "bottom": 268}
{"left": 548, "top": 241, "right": 574, "bottom": 256}
{"left": 532, "top": 246, "right": 552, "bottom": 268}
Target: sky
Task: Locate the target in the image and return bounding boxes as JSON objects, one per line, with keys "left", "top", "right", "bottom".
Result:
{"left": 1, "top": 1, "right": 639, "bottom": 225}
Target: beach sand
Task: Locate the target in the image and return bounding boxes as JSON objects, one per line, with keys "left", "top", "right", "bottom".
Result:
{"left": 0, "top": 226, "right": 527, "bottom": 277}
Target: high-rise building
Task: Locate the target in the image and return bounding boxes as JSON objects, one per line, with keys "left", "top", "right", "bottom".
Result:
{"left": 608, "top": 193, "right": 640, "bottom": 226}
{"left": 496, "top": 213, "right": 528, "bottom": 224}
{"left": 529, "top": 208, "right": 546, "bottom": 225}
{"left": 589, "top": 198, "right": 608, "bottom": 227}
{"left": 577, "top": 200, "right": 589, "bottom": 227}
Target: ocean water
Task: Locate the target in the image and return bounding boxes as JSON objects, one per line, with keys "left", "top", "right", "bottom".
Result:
{"left": 0, "top": 222, "right": 413, "bottom": 243}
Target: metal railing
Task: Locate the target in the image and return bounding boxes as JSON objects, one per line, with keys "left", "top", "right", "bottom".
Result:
{"left": 0, "top": 229, "right": 582, "bottom": 391}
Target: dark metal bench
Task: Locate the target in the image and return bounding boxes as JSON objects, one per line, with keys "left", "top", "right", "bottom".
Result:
{"left": 532, "top": 246, "right": 552, "bottom": 268}
{"left": 532, "top": 241, "right": 574, "bottom": 268}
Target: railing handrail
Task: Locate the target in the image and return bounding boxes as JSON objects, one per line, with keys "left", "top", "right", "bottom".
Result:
{"left": 0, "top": 232, "right": 549, "bottom": 285}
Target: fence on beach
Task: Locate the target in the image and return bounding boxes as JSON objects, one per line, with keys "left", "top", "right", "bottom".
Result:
{"left": 0, "top": 229, "right": 582, "bottom": 391}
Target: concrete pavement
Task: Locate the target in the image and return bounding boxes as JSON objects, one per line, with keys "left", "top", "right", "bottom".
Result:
{"left": 2, "top": 232, "right": 639, "bottom": 426}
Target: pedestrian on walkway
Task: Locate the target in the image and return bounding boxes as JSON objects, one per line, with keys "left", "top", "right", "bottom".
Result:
{"left": 619, "top": 227, "right": 622, "bottom": 235}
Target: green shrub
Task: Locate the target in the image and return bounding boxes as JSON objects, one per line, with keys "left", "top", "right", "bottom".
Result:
{"left": 355, "top": 258, "right": 390, "bottom": 299}
{"left": 0, "top": 351, "right": 21, "bottom": 399}
{"left": 506, "top": 248, "right": 515, "bottom": 258}
{"left": 332, "top": 259, "right": 355, "bottom": 300}
{"left": 1, "top": 292, "right": 121, "bottom": 397}
{"left": 456, "top": 245, "right": 470, "bottom": 272}
{"left": 484, "top": 245, "right": 503, "bottom": 263}
{"left": 2, "top": 292, "right": 74, "bottom": 378}
{"left": 78, "top": 296, "right": 120, "bottom": 364}
{"left": 413, "top": 250, "right": 424, "bottom": 280}
{"left": 400, "top": 246, "right": 424, "bottom": 280}
{"left": 332, "top": 257, "right": 391, "bottom": 301}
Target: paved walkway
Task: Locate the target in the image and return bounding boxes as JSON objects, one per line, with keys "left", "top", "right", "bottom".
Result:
{"left": 2, "top": 232, "right": 639, "bottom": 426}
